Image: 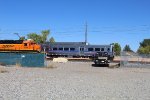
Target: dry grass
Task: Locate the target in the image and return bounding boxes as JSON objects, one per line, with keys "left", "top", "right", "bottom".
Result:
{"left": 0, "top": 67, "right": 8, "bottom": 73}
{"left": 16, "top": 62, "right": 21, "bottom": 67}
{"left": 0, "top": 62, "right": 8, "bottom": 73}
{"left": 45, "top": 62, "right": 57, "bottom": 69}
{"left": 0, "top": 62, "right": 6, "bottom": 66}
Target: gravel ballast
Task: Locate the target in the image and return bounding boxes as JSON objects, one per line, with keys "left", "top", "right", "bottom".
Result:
{"left": 0, "top": 62, "right": 150, "bottom": 100}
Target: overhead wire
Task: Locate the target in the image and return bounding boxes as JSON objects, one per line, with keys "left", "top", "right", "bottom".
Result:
{"left": 0, "top": 25, "right": 149, "bottom": 37}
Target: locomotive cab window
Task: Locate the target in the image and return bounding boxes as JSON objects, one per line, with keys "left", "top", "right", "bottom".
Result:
{"left": 88, "top": 48, "right": 94, "bottom": 51}
{"left": 24, "top": 43, "right": 27, "bottom": 46}
{"left": 31, "top": 43, "right": 36, "bottom": 45}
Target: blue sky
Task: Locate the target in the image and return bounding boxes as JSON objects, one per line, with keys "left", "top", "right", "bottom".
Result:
{"left": 0, "top": 0, "right": 150, "bottom": 51}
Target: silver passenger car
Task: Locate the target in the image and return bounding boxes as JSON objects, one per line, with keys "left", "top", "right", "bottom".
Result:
{"left": 42, "top": 42, "right": 114, "bottom": 60}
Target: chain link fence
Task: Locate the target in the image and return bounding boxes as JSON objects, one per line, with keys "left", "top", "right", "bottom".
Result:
{"left": 120, "top": 52, "right": 150, "bottom": 68}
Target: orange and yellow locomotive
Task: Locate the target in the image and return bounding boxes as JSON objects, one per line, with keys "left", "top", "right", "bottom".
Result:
{"left": 0, "top": 39, "right": 41, "bottom": 52}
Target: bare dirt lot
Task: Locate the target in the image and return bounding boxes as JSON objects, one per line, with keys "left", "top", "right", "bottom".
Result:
{"left": 0, "top": 62, "right": 150, "bottom": 100}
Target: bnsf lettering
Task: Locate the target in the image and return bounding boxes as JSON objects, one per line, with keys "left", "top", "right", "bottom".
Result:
{"left": 2, "top": 45, "right": 14, "bottom": 48}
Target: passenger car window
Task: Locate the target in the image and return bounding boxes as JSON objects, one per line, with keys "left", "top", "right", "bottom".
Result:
{"left": 53, "top": 48, "right": 57, "bottom": 50}
{"left": 64, "top": 48, "right": 69, "bottom": 51}
{"left": 101, "top": 48, "right": 104, "bottom": 51}
{"left": 70, "top": 48, "right": 75, "bottom": 51}
{"left": 95, "top": 48, "right": 100, "bottom": 51}
{"left": 80, "top": 48, "right": 84, "bottom": 51}
{"left": 59, "top": 48, "right": 63, "bottom": 50}
{"left": 88, "top": 48, "right": 93, "bottom": 51}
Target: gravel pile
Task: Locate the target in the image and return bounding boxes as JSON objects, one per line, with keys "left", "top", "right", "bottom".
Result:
{"left": 0, "top": 62, "right": 150, "bottom": 100}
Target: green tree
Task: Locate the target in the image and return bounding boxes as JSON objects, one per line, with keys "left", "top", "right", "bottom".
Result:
{"left": 49, "top": 37, "right": 55, "bottom": 43}
{"left": 27, "top": 33, "right": 42, "bottom": 43}
{"left": 138, "top": 46, "right": 150, "bottom": 54}
{"left": 123, "top": 45, "right": 133, "bottom": 52}
{"left": 140, "top": 39, "right": 150, "bottom": 47}
{"left": 41, "top": 30, "right": 50, "bottom": 43}
{"left": 19, "top": 36, "right": 25, "bottom": 40}
{"left": 27, "top": 30, "right": 51, "bottom": 43}
{"left": 138, "top": 39, "right": 150, "bottom": 54}
{"left": 27, "top": 30, "right": 55, "bottom": 44}
{"left": 113, "top": 43, "right": 121, "bottom": 56}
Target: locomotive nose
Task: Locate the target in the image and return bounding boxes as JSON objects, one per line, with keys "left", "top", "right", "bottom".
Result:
{"left": 38, "top": 45, "right": 41, "bottom": 52}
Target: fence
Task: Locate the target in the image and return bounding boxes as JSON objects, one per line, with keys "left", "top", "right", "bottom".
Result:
{"left": 120, "top": 52, "right": 150, "bottom": 67}
{"left": 0, "top": 53, "right": 44, "bottom": 67}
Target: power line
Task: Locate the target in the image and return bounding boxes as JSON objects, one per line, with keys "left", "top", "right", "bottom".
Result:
{"left": 0, "top": 25, "right": 149, "bottom": 35}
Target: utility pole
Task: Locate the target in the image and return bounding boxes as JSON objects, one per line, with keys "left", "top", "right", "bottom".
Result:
{"left": 85, "top": 22, "right": 88, "bottom": 44}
